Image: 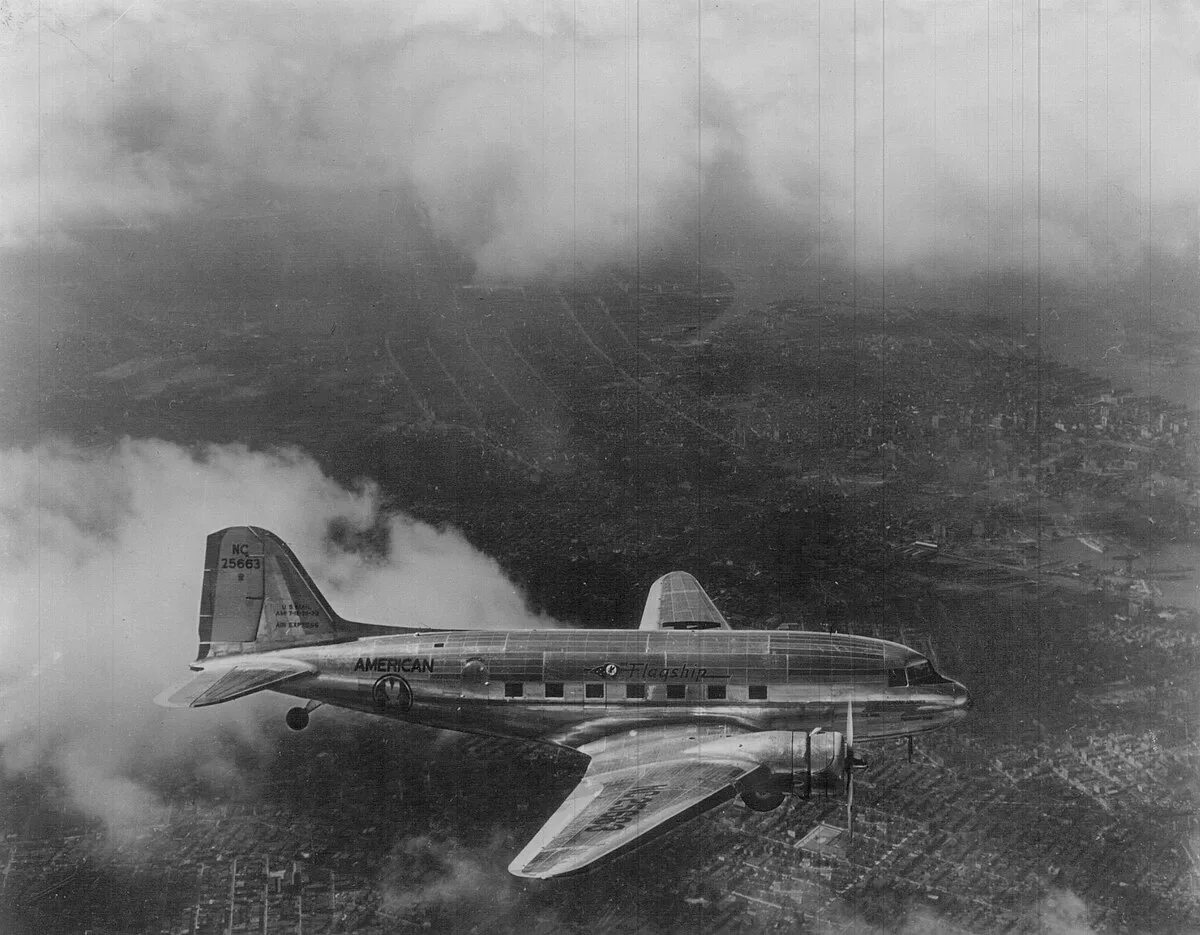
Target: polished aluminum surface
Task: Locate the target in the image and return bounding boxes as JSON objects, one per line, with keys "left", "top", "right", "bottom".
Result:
{"left": 161, "top": 526, "right": 971, "bottom": 878}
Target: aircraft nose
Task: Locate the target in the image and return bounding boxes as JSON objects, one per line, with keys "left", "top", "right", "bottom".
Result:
{"left": 953, "top": 681, "right": 972, "bottom": 710}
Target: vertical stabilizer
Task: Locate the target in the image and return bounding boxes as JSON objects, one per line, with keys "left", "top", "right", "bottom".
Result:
{"left": 197, "top": 526, "right": 343, "bottom": 659}
{"left": 639, "top": 572, "right": 731, "bottom": 630}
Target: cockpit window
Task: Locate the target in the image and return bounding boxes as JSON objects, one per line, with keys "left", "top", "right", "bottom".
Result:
{"left": 905, "top": 660, "right": 947, "bottom": 685}
{"left": 887, "top": 668, "right": 908, "bottom": 687}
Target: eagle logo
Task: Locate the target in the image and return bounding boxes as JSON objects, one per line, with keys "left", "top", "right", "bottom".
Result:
{"left": 372, "top": 675, "right": 413, "bottom": 711}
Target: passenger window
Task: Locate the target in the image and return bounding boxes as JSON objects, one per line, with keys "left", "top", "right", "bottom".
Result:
{"left": 626, "top": 683, "right": 646, "bottom": 699}
{"left": 706, "top": 684, "right": 727, "bottom": 700}
{"left": 748, "top": 685, "right": 768, "bottom": 700}
{"left": 545, "top": 682, "right": 564, "bottom": 698}
{"left": 504, "top": 682, "right": 523, "bottom": 698}
{"left": 585, "top": 683, "right": 604, "bottom": 699}
{"left": 666, "top": 684, "right": 686, "bottom": 700}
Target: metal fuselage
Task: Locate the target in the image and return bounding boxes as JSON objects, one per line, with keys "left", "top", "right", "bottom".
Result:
{"left": 268, "top": 629, "right": 970, "bottom": 748}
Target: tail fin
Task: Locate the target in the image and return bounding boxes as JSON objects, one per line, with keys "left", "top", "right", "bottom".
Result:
{"left": 197, "top": 525, "right": 363, "bottom": 660}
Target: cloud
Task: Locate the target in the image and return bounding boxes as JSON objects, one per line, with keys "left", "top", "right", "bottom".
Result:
{"left": 377, "top": 832, "right": 579, "bottom": 934}
{"left": 1021, "top": 889, "right": 1099, "bottom": 935}
{"left": 379, "top": 833, "right": 518, "bottom": 918}
{"left": 834, "top": 888, "right": 1099, "bottom": 935}
{"left": 1, "top": 0, "right": 1195, "bottom": 295}
{"left": 0, "top": 437, "right": 552, "bottom": 840}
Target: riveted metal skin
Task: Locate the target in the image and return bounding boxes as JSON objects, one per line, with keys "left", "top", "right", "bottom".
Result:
{"left": 162, "top": 527, "right": 971, "bottom": 879}
{"left": 270, "top": 628, "right": 970, "bottom": 747}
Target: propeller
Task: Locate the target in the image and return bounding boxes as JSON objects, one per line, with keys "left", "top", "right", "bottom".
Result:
{"left": 805, "top": 731, "right": 812, "bottom": 799}
{"left": 844, "top": 698, "right": 855, "bottom": 839}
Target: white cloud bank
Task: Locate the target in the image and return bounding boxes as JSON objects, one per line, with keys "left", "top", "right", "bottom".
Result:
{"left": 1, "top": 0, "right": 1195, "bottom": 288}
{"left": 0, "top": 438, "right": 552, "bottom": 837}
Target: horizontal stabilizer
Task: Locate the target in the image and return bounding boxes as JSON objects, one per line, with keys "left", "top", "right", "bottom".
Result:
{"left": 155, "top": 659, "right": 315, "bottom": 708}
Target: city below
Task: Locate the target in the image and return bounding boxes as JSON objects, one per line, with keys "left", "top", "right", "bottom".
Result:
{"left": 1, "top": 265, "right": 1197, "bottom": 934}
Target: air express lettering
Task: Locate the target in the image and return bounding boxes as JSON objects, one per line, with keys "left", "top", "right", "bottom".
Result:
{"left": 584, "top": 784, "right": 667, "bottom": 833}
{"left": 353, "top": 657, "right": 435, "bottom": 674}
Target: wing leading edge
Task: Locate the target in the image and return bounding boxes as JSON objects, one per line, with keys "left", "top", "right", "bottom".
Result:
{"left": 509, "top": 726, "right": 766, "bottom": 879}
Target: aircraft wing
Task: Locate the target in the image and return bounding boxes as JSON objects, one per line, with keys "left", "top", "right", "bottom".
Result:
{"left": 154, "top": 658, "right": 315, "bottom": 708}
{"left": 638, "top": 571, "right": 731, "bottom": 630}
{"left": 509, "top": 727, "right": 766, "bottom": 878}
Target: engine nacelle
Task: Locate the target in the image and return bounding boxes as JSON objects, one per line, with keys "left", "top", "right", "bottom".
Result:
{"left": 740, "top": 790, "right": 786, "bottom": 812}
{"left": 788, "top": 730, "right": 847, "bottom": 796}
{"left": 725, "top": 729, "right": 859, "bottom": 803}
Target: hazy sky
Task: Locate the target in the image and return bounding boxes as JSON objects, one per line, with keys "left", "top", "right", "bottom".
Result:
{"left": 3, "top": 0, "right": 1196, "bottom": 305}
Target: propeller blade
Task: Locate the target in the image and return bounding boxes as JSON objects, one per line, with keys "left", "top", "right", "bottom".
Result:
{"left": 846, "top": 778, "right": 854, "bottom": 839}
{"left": 845, "top": 698, "right": 855, "bottom": 839}
{"left": 805, "top": 731, "right": 812, "bottom": 799}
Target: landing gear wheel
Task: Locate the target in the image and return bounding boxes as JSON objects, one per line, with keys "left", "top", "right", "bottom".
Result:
{"left": 741, "top": 790, "right": 785, "bottom": 812}
{"left": 285, "top": 707, "right": 310, "bottom": 731}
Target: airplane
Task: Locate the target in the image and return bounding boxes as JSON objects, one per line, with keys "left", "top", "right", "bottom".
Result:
{"left": 157, "top": 526, "right": 971, "bottom": 878}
